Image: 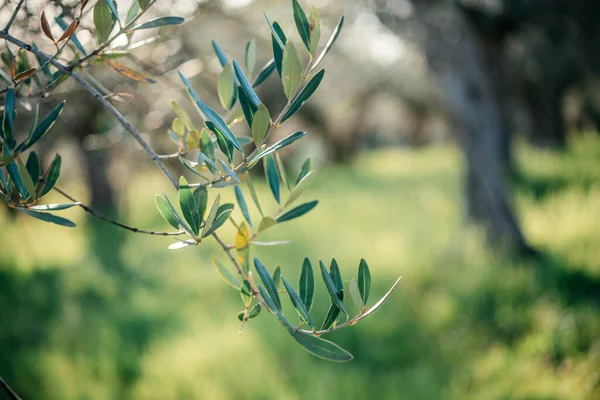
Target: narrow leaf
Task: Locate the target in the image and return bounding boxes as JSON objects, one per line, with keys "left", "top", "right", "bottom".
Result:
{"left": 26, "top": 152, "right": 40, "bottom": 189}
{"left": 178, "top": 70, "right": 242, "bottom": 152}
{"left": 179, "top": 176, "right": 199, "bottom": 235}
{"left": 358, "top": 258, "right": 371, "bottom": 305}
{"left": 19, "top": 209, "right": 75, "bottom": 227}
{"left": 286, "top": 170, "right": 314, "bottom": 206}
{"left": 104, "top": 59, "right": 156, "bottom": 83}
{"left": 57, "top": 19, "right": 79, "bottom": 43}
{"left": 129, "top": 16, "right": 184, "bottom": 31}
{"left": 219, "top": 160, "right": 241, "bottom": 183}
{"left": 252, "top": 131, "right": 307, "bottom": 163}
{"left": 258, "top": 217, "right": 276, "bottom": 233}
{"left": 309, "top": 6, "right": 321, "bottom": 56}
{"left": 212, "top": 40, "right": 229, "bottom": 67}
{"left": 17, "top": 158, "right": 36, "bottom": 200}
{"left": 281, "top": 41, "right": 302, "bottom": 100}
{"left": 202, "top": 194, "right": 223, "bottom": 235}
{"left": 272, "top": 265, "right": 281, "bottom": 289}
{"left": 321, "top": 303, "right": 341, "bottom": 330}
{"left": 203, "top": 203, "right": 233, "bottom": 237}
{"left": 234, "top": 186, "right": 252, "bottom": 227}
{"left": 289, "top": 330, "right": 353, "bottom": 362}
{"left": 39, "top": 154, "right": 61, "bottom": 197}
{"left": 28, "top": 202, "right": 80, "bottom": 211}
{"left": 213, "top": 255, "right": 240, "bottom": 289}
{"left": 23, "top": 102, "right": 65, "bottom": 151}
{"left": 281, "top": 69, "right": 325, "bottom": 122}
{"left": 319, "top": 260, "right": 348, "bottom": 315}
{"left": 6, "top": 161, "right": 27, "bottom": 199}
{"left": 254, "top": 258, "right": 281, "bottom": 310}
{"left": 170, "top": 100, "right": 194, "bottom": 131}
{"left": 193, "top": 186, "right": 208, "bottom": 221}
{"left": 155, "top": 195, "right": 180, "bottom": 230}
{"left": 94, "top": 0, "right": 116, "bottom": 44}
{"left": 253, "top": 59, "right": 276, "bottom": 87}
{"left": 246, "top": 174, "right": 263, "bottom": 216}
{"left": 245, "top": 39, "right": 256, "bottom": 77}
{"left": 300, "top": 257, "right": 315, "bottom": 312}
{"left": 233, "top": 60, "right": 261, "bottom": 108}
{"left": 354, "top": 278, "right": 402, "bottom": 323}
{"left": 251, "top": 104, "right": 270, "bottom": 146}
{"left": 312, "top": 16, "right": 344, "bottom": 69}
{"left": 292, "top": 0, "right": 311, "bottom": 51}
{"left": 40, "top": 11, "right": 55, "bottom": 43}
{"left": 218, "top": 63, "right": 235, "bottom": 110}
{"left": 282, "top": 276, "right": 313, "bottom": 327}
{"left": 296, "top": 157, "right": 311, "bottom": 185}
{"left": 265, "top": 154, "right": 280, "bottom": 204}
{"left": 276, "top": 200, "right": 318, "bottom": 223}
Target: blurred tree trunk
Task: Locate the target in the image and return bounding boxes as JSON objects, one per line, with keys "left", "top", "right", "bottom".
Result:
{"left": 382, "top": 3, "right": 535, "bottom": 254}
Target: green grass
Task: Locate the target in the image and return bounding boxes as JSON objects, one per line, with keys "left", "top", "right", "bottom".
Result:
{"left": 1, "top": 136, "right": 599, "bottom": 399}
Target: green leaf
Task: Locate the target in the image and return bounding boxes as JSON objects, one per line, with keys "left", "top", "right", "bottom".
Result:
{"left": 203, "top": 203, "right": 233, "bottom": 237}
{"left": 204, "top": 195, "right": 222, "bottom": 230}
{"left": 253, "top": 258, "right": 281, "bottom": 310}
{"left": 253, "top": 59, "right": 276, "bottom": 88}
{"left": 6, "top": 161, "right": 27, "bottom": 199}
{"left": 319, "top": 260, "right": 348, "bottom": 316}
{"left": 296, "top": 157, "right": 312, "bottom": 185}
{"left": 329, "top": 258, "right": 343, "bottom": 293}
{"left": 218, "top": 63, "right": 235, "bottom": 110}
{"left": 18, "top": 208, "right": 76, "bottom": 227}
{"left": 281, "top": 69, "right": 325, "bottom": 122}
{"left": 137, "top": 0, "right": 151, "bottom": 10}
{"left": 193, "top": 186, "right": 208, "bottom": 222}
{"left": 28, "top": 202, "right": 80, "bottom": 211}
{"left": 238, "top": 303, "right": 262, "bottom": 321}
{"left": 258, "top": 285, "right": 281, "bottom": 318}
{"left": 282, "top": 276, "right": 313, "bottom": 326}
{"left": 199, "top": 129, "right": 215, "bottom": 162}
{"left": 199, "top": 153, "right": 219, "bottom": 175}
{"left": 312, "top": 16, "right": 344, "bottom": 69}
{"left": 178, "top": 156, "right": 206, "bottom": 179}
{"left": 21, "top": 102, "right": 65, "bottom": 152}
{"left": 234, "top": 186, "right": 252, "bottom": 227}
{"left": 212, "top": 40, "right": 229, "bottom": 67}
{"left": 292, "top": 0, "right": 311, "bottom": 51}
{"left": 126, "top": 0, "right": 139, "bottom": 24}
{"left": 264, "top": 13, "right": 286, "bottom": 49}
{"left": 94, "top": 0, "right": 116, "bottom": 45}
{"left": 349, "top": 278, "right": 364, "bottom": 310}
{"left": 282, "top": 41, "right": 302, "bottom": 100}
{"left": 213, "top": 255, "right": 240, "bottom": 289}
{"left": 358, "top": 258, "right": 371, "bottom": 305}
{"left": 103, "top": 0, "right": 119, "bottom": 22}
{"left": 238, "top": 86, "right": 257, "bottom": 129}
{"left": 272, "top": 265, "right": 281, "bottom": 290}
{"left": 252, "top": 131, "right": 307, "bottom": 164}
{"left": 178, "top": 70, "right": 243, "bottom": 152}
{"left": 170, "top": 100, "right": 194, "bottom": 131}
{"left": 241, "top": 279, "right": 253, "bottom": 306}
{"left": 179, "top": 176, "right": 199, "bottom": 235}
{"left": 155, "top": 195, "right": 180, "bottom": 230}
{"left": 205, "top": 121, "right": 234, "bottom": 163}
{"left": 2, "top": 88, "right": 16, "bottom": 146}
{"left": 165, "top": 195, "right": 192, "bottom": 233}
{"left": 321, "top": 302, "right": 341, "bottom": 330}
{"left": 26, "top": 152, "right": 40, "bottom": 190}
{"left": 354, "top": 277, "right": 402, "bottom": 323}
{"left": 129, "top": 16, "right": 184, "bottom": 31}
{"left": 219, "top": 160, "right": 241, "bottom": 183}
{"left": 299, "top": 257, "right": 315, "bottom": 312}
{"left": 309, "top": 6, "right": 321, "bottom": 56}
{"left": 0, "top": 168, "right": 11, "bottom": 194}
{"left": 251, "top": 104, "right": 270, "bottom": 146}
{"left": 271, "top": 22, "right": 287, "bottom": 76}
{"left": 265, "top": 154, "right": 280, "bottom": 204}
{"left": 276, "top": 200, "right": 318, "bottom": 223}
{"left": 233, "top": 61, "right": 261, "bottom": 109}
{"left": 39, "top": 154, "right": 61, "bottom": 197}
{"left": 285, "top": 170, "right": 314, "bottom": 206}
{"left": 16, "top": 158, "right": 35, "bottom": 199}
{"left": 258, "top": 217, "right": 276, "bottom": 233}
{"left": 289, "top": 330, "right": 353, "bottom": 362}
{"left": 246, "top": 174, "right": 263, "bottom": 216}
{"left": 245, "top": 39, "right": 257, "bottom": 77}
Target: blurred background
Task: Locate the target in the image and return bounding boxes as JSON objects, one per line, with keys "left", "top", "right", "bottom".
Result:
{"left": 1, "top": 0, "right": 600, "bottom": 398}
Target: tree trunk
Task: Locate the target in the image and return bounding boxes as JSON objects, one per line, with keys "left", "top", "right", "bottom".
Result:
{"left": 396, "top": 4, "right": 535, "bottom": 254}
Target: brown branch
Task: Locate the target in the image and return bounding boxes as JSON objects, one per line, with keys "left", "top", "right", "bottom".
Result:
{"left": 0, "top": 31, "right": 179, "bottom": 189}
{"left": 0, "top": 376, "right": 23, "bottom": 400}
{"left": 52, "top": 186, "right": 184, "bottom": 237}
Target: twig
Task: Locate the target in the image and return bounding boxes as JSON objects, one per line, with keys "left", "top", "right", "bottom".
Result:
{"left": 52, "top": 186, "right": 184, "bottom": 236}
{"left": 0, "top": 31, "right": 180, "bottom": 189}
{"left": 2, "top": 0, "right": 25, "bottom": 33}
{"left": 0, "top": 376, "right": 23, "bottom": 400}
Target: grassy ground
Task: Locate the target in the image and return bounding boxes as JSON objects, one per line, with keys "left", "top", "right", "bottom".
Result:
{"left": 1, "top": 135, "right": 599, "bottom": 399}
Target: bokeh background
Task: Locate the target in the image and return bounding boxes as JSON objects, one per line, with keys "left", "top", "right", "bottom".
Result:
{"left": 1, "top": 0, "right": 600, "bottom": 399}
